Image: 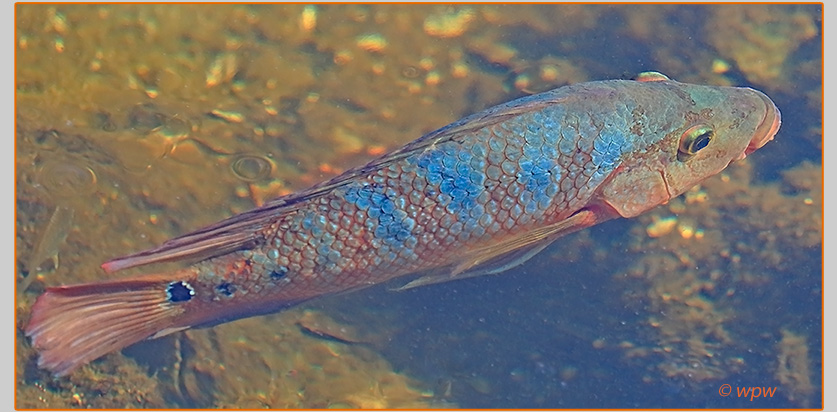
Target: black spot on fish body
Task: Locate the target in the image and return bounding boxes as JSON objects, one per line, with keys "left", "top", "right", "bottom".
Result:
{"left": 270, "top": 266, "right": 288, "bottom": 280}
{"left": 166, "top": 281, "right": 195, "bottom": 303}
{"left": 216, "top": 282, "right": 236, "bottom": 297}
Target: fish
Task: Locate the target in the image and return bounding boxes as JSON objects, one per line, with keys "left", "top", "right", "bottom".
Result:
{"left": 24, "top": 72, "right": 781, "bottom": 377}
{"left": 21, "top": 205, "right": 75, "bottom": 292}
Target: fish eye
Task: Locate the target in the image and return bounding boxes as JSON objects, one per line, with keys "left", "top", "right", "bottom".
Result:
{"left": 678, "top": 125, "right": 715, "bottom": 161}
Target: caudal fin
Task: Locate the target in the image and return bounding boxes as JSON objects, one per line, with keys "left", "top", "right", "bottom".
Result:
{"left": 25, "top": 274, "right": 187, "bottom": 377}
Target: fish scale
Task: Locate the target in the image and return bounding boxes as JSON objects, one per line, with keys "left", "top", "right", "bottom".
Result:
{"left": 25, "top": 73, "right": 781, "bottom": 377}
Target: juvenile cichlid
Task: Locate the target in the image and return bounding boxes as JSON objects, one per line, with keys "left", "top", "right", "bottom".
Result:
{"left": 25, "top": 72, "right": 780, "bottom": 376}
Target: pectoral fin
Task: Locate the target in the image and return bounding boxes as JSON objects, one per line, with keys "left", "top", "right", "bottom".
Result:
{"left": 394, "top": 210, "right": 597, "bottom": 291}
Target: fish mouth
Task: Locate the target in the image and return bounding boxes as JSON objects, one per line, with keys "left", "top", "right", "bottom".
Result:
{"left": 741, "top": 90, "right": 781, "bottom": 159}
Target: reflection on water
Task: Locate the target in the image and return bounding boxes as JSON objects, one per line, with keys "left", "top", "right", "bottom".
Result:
{"left": 15, "top": 4, "right": 822, "bottom": 409}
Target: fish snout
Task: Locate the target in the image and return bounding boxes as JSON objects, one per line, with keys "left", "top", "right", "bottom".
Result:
{"left": 743, "top": 90, "right": 781, "bottom": 158}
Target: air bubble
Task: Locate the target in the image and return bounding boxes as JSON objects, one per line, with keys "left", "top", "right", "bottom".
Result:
{"left": 231, "top": 154, "right": 273, "bottom": 182}
{"left": 36, "top": 160, "right": 97, "bottom": 198}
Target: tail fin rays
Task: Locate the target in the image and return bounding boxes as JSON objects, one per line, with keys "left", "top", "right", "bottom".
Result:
{"left": 25, "top": 275, "right": 186, "bottom": 377}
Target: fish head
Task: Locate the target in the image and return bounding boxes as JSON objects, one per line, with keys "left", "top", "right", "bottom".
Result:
{"left": 596, "top": 80, "right": 781, "bottom": 218}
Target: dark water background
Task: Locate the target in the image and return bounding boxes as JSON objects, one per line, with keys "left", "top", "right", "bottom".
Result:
{"left": 15, "top": 4, "right": 822, "bottom": 409}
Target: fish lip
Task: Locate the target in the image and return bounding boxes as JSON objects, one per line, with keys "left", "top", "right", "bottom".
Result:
{"left": 744, "top": 90, "right": 782, "bottom": 158}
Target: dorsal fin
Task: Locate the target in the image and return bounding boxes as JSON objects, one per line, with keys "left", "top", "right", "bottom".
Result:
{"left": 635, "top": 71, "right": 671, "bottom": 82}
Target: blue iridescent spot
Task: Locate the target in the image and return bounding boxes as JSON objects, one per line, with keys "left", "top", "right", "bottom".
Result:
{"left": 402, "top": 216, "right": 416, "bottom": 231}
{"left": 439, "top": 178, "right": 456, "bottom": 194}
{"left": 380, "top": 198, "right": 395, "bottom": 214}
{"left": 519, "top": 159, "right": 534, "bottom": 173}
{"left": 301, "top": 216, "right": 313, "bottom": 230}
{"left": 310, "top": 225, "right": 323, "bottom": 237}
{"left": 317, "top": 244, "right": 332, "bottom": 257}
{"left": 339, "top": 181, "right": 418, "bottom": 260}
{"left": 370, "top": 191, "right": 386, "bottom": 206}
{"left": 523, "top": 143, "right": 540, "bottom": 158}
{"left": 410, "top": 142, "right": 486, "bottom": 220}
{"left": 344, "top": 190, "right": 358, "bottom": 203}
{"left": 355, "top": 195, "right": 370, "bottom": 210}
